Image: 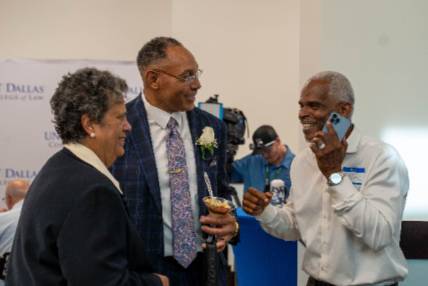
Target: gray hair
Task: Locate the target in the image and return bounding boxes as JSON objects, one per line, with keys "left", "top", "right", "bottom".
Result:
{"left": 50, "top": 67, "right": 128, "bottom": 144}
{"left": 136, "top": 36, "right": 182, "bottom": 71}
{"left": 304, "top": 71, "right": 355, "bottom": 105}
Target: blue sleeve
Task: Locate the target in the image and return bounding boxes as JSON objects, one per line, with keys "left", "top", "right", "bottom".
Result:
{"left": 230, "top": 156, "right": 251, "bottom": 183}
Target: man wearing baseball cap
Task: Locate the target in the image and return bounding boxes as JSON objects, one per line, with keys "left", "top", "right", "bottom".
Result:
{"left": 231, "top": 125, "right": 294, "bottom": 201}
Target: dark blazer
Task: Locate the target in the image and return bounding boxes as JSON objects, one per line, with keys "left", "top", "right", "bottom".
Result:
{"left": 6, "top": 148, "right": 161, "bottom": 286}
{"left": 111, "top": 95, "right": 230, "bottom": 285}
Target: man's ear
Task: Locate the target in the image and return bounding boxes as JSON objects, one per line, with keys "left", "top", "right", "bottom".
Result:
{"left": 337, "top": 102, "right": 353, "bottom": 118}
{"left": 145, "top": 70, "right": 160, "bottom": 89}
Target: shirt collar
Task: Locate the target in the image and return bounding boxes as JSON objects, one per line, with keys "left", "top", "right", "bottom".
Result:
{"left": 142, "top": 93, "right": 185, "bottom": 129}
{"left": 64, "top": 143, "right": 122, "bottom": 194}
{"left": 11, "top": 200, "right": 24, "bottom": 210}
{"left": 345, "top": 126, "right": 361, "bottom": 154}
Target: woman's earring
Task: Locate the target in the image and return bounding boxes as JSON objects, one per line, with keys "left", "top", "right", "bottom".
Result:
{"left": 90, "top": 132, "right": 96, "bottom": 138}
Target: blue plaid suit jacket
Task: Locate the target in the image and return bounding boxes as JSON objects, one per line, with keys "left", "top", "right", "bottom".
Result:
{"left": 111, "top": 95, "right": 230, "bottom": 285}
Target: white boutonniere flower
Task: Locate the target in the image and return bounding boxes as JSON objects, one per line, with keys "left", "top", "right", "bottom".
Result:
{"left": 196, "top": 127, "right": 218, "bottom": 160}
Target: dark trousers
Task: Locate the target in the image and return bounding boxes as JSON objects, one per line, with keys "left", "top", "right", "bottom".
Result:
{"left": 162, "top": 252, "right": 227, "bottom": 286}
{"left": 307, "top": 276, "right": 398, "bottom": 286}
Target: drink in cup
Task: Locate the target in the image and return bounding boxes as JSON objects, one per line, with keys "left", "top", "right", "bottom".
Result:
{"left": 203, "top": 196, "right": 234, "bottom": 216}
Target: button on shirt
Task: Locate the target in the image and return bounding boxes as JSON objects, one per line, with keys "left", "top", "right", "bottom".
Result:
{"left": 231, "top": 146, "right": 294, "bottom": 195}
{"left": 142, "top": 95, "right": 200, "bottom": 256}
{"left": 256, "top": 128, "right": 409, "bottom": 286}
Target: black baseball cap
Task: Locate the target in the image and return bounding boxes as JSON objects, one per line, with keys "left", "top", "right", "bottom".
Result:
{"left": 250, "top": 125, "right": 278, "bottom": 151}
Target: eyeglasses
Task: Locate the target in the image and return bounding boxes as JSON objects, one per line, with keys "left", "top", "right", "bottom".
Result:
{"left": 151, "top": 69, "right": 203, "bottom": 83}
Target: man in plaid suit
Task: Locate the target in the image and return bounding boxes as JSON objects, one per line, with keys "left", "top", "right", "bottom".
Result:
{"left": 112, "top": 37, "right": 238, "bottom": 286}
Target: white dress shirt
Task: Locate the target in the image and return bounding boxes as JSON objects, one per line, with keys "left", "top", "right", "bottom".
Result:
{"left": 0, "top": 200, "right": 24, "bottom": 285}
{"left": 257, "top": 127, "right": 408, "bottom": 286}
{"left": 142, "top": 95, "right": 201, "bottom": 256}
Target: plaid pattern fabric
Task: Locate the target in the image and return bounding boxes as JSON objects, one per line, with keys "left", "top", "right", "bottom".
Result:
{"left": 111, "top": 95, "right": 230, "bottom": 285}
{"left": 166, "top": 117, "right": 197, "bottom": 268}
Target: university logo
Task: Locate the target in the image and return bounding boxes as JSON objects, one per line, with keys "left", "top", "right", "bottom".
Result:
{"left": 0, "top": 167, "right": 38, "bottom": 187}
{"left": 0, "top": 82, "right": 45, "bottom": 101}
{"left": 44, "top": 130, "right": 63, "bottom": 149}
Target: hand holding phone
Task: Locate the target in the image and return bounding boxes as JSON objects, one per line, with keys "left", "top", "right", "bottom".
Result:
{"left": 322, "top": 112, "right": 351, "bottom": 141}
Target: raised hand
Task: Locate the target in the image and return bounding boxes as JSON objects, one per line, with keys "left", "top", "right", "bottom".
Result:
{"left": 243, "top": 187, "right": 272, "bottom": 216}
{"left": 310, "top": 121, "right": 349, "bottom": 178}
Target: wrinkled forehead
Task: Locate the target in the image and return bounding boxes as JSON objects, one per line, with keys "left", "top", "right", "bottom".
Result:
{"left": 300, "top": 79, "right": 331, "bottom": 101}
{"left": 158, "top": 45, "right": 198, "bottom": 71}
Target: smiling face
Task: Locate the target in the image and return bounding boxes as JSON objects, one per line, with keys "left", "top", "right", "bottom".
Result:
{"left": 91, "top": 99, "right": 131, "bottom": 167}
{"left": 298, "top": 79, "right": 337, "bottom": 142}
{"left": 146, "top": 45, "right": 201, "bottom": 113}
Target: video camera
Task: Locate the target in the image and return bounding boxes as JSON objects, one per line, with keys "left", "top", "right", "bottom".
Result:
{"left": 204, "top": 95, "right": 247, "bottom": 167}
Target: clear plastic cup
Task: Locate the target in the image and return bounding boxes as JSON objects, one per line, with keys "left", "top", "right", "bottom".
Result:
{"left": 203, "top": 196, "right": 234, "bottom": 217}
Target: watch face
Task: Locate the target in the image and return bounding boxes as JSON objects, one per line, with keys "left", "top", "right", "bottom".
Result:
{"left": 329, "top": 173, "right": 343, "bottom": 185}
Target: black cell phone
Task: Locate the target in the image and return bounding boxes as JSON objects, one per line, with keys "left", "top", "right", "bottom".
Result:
{"left": 322, "top": 112, "right": 351, "bottom": 141}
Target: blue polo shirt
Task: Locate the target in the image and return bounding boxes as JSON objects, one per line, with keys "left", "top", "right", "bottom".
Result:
{"left": 231, "top": 145, "right": 294, "bottom": 199}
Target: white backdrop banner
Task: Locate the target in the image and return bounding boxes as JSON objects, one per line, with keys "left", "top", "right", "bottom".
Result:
{"left": 0, "top": 59, "right": 142, "bottom": 207}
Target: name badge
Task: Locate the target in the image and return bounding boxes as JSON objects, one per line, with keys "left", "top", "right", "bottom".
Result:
{"left": 343, "top": 166, "right": 365, "bottom": 190}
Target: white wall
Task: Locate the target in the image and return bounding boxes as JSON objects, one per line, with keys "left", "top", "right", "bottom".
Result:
{"left": 0, "top": 0, "right": 172, "bottom": 60}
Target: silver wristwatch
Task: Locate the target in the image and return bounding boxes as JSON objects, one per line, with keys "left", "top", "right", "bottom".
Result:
{"left": 328, "top": 172, "right": 344, "bottom": 186}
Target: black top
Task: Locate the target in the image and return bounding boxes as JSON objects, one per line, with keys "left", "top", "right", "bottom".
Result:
{"left": 6, "top": 148, "right": 161, "bottom": 286}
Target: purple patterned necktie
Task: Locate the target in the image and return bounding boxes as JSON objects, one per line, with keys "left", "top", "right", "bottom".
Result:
{"left": 166, "top": 117, "right": 197, "bottom": 268}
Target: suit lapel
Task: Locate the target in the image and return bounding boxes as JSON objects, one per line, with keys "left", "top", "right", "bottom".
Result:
{"left": 187, "top": 110, "right": 209, "bottom": 214}
{"left": 127, "top": 95, "right": 162, "bottom": 213}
